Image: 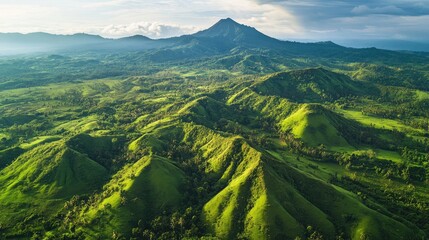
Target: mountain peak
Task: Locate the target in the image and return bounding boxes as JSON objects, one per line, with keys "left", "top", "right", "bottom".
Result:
{"left": 194, "top": 18, "right": 250, "bottom": 38}
{"left": 118, "top": 35, "right": 152, "bottom": 41}
{"left": 193, "top": 18, "right": 280, "bottom": 47}
{"left": 216, "top": 17, "right": 239, "bottom": 25}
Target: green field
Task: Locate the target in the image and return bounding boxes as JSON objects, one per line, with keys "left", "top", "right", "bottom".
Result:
{"left": 337, "top": 109, "right": 423, "bottom": 134}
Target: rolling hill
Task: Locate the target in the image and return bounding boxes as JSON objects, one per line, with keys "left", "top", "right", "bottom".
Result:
{"left": 251, "top": 68, "right": 376, "bottom": 102}
{"left": 0, "top": 18, "right": 428, "bottom": 240}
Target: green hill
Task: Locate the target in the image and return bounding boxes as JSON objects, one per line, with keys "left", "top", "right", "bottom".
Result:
{"left": 0, "top": 141, "right": 109, "bottom": 238}
{"left": 0, "top": 141, "right": 108, "bottom": 199}
{"left": 251, "top": 68, "right": 374, "bottom": 102}
{"left": 65, "top": 133, "right": 125, "bottom": 170}
{"left": 78, "top": 154, "right": 185, "bottom": 237}
{"left": 280, "top": 104, "right": 353, "bottom": 149}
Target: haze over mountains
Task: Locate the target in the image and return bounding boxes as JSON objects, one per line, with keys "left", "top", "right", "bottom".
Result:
{"left": 1, "top": 18, "right": 428, "bottom": 56}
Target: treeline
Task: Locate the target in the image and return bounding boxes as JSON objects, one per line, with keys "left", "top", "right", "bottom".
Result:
{"left": 333, "top": 174, "right": 429, "bottom": 235}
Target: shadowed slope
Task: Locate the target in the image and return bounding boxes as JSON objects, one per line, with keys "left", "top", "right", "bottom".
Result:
{"left": 251, "top": 68, "right": 375, "bottom": 102}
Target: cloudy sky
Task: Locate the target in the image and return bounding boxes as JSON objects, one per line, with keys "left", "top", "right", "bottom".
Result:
{"left": 0, "top": 0, "right": 428, "bottom": 42}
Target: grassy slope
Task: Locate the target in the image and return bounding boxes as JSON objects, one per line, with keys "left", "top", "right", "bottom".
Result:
{"left": 337, "top": 108, "right": 423, "bottom": 134}
{"left": 280, "top": 104, "right": 352, "bottom": 149}
{"left": 227, "top": 87, "right": 297, "bottom": 121}
{"left": 81, "top": 155, "right": 185, "bottom": 237}
{"left": 0, "top": 141, "right": 108, "bottom": 236}
{"left": 0, "top": 141, "right": 108, "bottom": 200}
{"left": 197, "top": 124, "right": 421, "bottom": 239}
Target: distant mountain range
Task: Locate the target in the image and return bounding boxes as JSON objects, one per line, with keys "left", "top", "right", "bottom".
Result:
{"left": 0, "top": 18, "right": 428, "bottom": 57}
{"left": 335, "top": 39, "right": 429, "bottom": 53}
{"left": 0, "top": 18, "right": 282, "bottom": 54}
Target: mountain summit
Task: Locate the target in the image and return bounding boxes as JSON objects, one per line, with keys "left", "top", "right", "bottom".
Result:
{"left": 194, "top": 18, "right": 249, "bottom": 38}
{"left": 193, "top": 18, "right": 281, "bottom": 48}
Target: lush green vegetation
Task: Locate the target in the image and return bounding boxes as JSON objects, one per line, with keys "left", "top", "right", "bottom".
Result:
{"left": 1, "top": 18, "right": 429, "bottom": 240}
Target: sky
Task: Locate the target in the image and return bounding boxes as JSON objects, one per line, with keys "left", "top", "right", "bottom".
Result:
{"left": 0, "top": 0, "right": 428, "bottom": 43}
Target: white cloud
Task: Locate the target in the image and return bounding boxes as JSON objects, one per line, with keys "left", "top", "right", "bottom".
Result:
{"left": 100, "top": 22, "right": 198, "bottom": 38}
{"left": 0, "top": 0, "right": 428, "bottom": 42}
{"left": 95, "top": 0, "right": 302, "bottom": 38}
{"left": 211, "top": 0, "right": 302, "bottom": 37}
